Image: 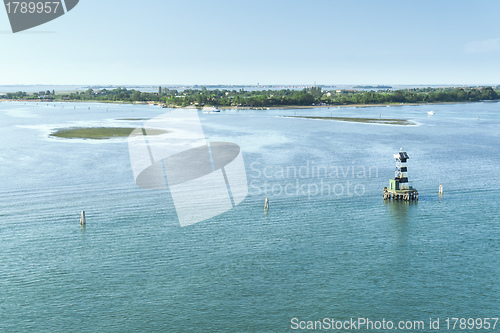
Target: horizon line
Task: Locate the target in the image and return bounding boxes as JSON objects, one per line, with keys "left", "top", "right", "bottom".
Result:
{"left": 1, "top": 83, "right": 499, "bottom": 87}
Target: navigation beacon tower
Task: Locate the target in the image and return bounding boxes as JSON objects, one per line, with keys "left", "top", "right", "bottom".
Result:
{"left": 383, "top": 148, "right": 418, "bottom": 201}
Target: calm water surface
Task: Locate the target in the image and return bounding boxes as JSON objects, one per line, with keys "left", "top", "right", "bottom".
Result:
{"left": 0, "top": 101, "right": 499, "bottom": 332}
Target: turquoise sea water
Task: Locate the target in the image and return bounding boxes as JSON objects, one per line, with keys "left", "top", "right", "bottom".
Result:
{"left": 0, "top": 101, "right": 499, "bottom": 332}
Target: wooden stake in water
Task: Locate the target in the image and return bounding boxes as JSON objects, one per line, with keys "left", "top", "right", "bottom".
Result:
{"left": 439, "top": 183, "right": 443, "bottom": 195}
{"left": 80, "top": 211, "right": 86, "bottom": 225}
{"left": 264, "top": 197, "right": 269, "bottom": 212}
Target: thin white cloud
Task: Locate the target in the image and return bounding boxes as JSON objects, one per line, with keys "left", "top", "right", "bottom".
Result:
{"left": 465, "top": 37, "right": 500, "bottom": 54}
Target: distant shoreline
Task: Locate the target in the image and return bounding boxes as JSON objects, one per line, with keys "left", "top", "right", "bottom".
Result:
{"left": 0, "top": 99, "right": 484, "bottom": 110}
{"left": 2, "top": 85, "right": 498, "bottom": 109}
{"left": 222, "top": 101, "right": 477, "bottom": 110}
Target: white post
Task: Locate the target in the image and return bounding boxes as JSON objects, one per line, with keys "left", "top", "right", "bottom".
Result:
{"left": 80, "top": 210, "right": 86, "bottom": 225}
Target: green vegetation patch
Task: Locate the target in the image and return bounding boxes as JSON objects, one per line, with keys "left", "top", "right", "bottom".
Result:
{"left": 3, "top": 86, "right": 500, "bottom": 108}
{"left": 50, "top": 127, "right": 167, "bottom": 140}
{"left": 285, "top": 116, "right": 415, "bottom": 126}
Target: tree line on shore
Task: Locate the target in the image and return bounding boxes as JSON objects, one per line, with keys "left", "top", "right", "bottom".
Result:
{"left": 2, "top": 86, "right": 499, "bottom": 107}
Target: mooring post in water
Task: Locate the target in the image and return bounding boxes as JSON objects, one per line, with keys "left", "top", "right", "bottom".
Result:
{"left": 80, "top": 210, "right": 86, "bottom": 225}
{"left": 439, "top": 183, "right": 443, "bottom": 195}
{"left": 264, "top": 197, "right": 269, "bottom": 211}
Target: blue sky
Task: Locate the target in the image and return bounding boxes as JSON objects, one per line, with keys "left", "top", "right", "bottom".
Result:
{"left": 1, "top": 0, "right": 500, "bottom": 85}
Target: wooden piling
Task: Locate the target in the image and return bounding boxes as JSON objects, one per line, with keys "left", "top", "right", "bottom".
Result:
{"left": 80, "top": 211, "right": 86, "bottom": 225}
{"left": 383, "top": 188, "right": 418, "bottom": 202}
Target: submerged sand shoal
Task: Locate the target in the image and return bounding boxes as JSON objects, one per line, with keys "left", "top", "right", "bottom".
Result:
{"left": 50, "top": 127, "right": 167, "bottom": 140}
{"left": 283, "top": 116, "right": 415, "bottom": 126}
